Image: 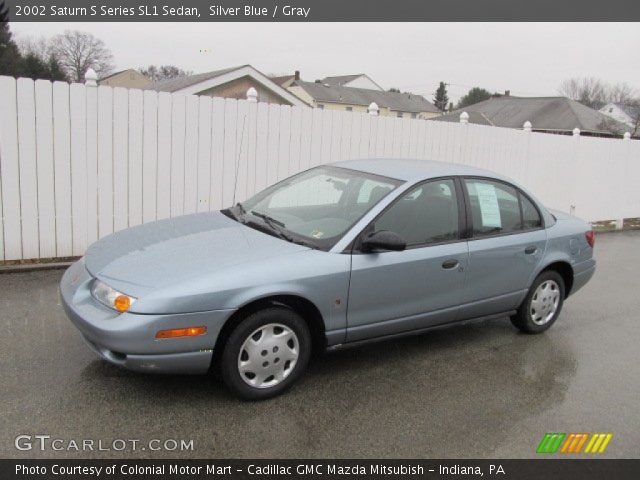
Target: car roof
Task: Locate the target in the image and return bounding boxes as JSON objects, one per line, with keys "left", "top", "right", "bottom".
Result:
{"left": 330, "top": 158, "right": 509, "bottom": 183}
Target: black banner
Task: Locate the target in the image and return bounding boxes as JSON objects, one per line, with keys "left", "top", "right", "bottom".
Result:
{"left": 3, "top": 0, "right": 640, "bottom": 22}
{"left": 3, "top": 459, "right": 640, "bottom": 480}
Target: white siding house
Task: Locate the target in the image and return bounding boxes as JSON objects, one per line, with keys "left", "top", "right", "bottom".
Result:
{"left": 600, "top": 103, "right": 639, "bottom": 131}
{"left": 321, "top": 74, "right": 384, "bottom": 91}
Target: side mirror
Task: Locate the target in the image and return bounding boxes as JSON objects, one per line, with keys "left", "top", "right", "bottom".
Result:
{"left": 361, "top": 230, "right": 407, "bottom": 252}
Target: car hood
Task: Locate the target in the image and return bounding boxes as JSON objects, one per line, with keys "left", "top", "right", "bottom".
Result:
{"left": 84, "top": 212, "right": 309, "bottom": 296}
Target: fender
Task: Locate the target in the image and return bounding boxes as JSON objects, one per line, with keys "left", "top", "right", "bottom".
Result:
{"left": 224, "top": 282, "right": 337, "bottom": 332}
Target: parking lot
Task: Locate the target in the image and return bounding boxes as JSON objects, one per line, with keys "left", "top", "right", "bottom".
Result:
{"left": 1, "top": 231, "right": 638, "bottom": 459}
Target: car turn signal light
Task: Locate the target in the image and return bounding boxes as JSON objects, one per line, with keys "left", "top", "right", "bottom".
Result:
{"left": 113, "top": 295, "right": 132, "bottom": 312}
{"left": 91, "top": 279, "right": 137, "bottom": 313}
{"left": 155, "top": 326, "right": 207, "bottom": 339}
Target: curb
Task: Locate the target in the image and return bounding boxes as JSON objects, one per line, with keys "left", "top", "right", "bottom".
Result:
{"left": 0, "top": 262, "right": 73, "bottom": 274}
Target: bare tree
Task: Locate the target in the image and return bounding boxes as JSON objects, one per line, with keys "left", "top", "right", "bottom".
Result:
{"left": 559, "top": 77, "right": 640, "bottom": 136}
{"left": 625, "top": 99, "right": 640, "bottom": 136}
{"left": 609, "top": 84, "right": 640, "bottom": 136}
{"left": 139, "top": 65, "right": 191, "bottom": 83}
{"left": 50, "top": 30, "right": 114, "bottom": 82}
{"left": 558, "top": 77, "right": 608, "bottom": 109}
{"left": 608, "top": 82, "right": 637, "bottom": 105}
{"left": 559, "top": 77, "right": 639, "bottom": 109}
{"left": 597, "top": 116, "right": 626, "bottom": 136}
{"left": 16, "top": 35, "right": 50, "bottom": 59}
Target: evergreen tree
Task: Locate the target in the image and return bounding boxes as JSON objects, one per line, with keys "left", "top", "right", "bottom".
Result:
{"left": 47, "top": 54, "right": 68, "bottom": 81}
{"left": 0, "top": 0, "right": 8, "bottom": 22}
{"left": 18, "top": 51, "right": 69, "bottom": 81}
{"left": 20, "top": 52, "right": 49, "bottom": 79}
{"left": 0, "top": 13, "right": 23, "bottom": 77}
{"left": 433, "top": 82, "right": 449, "bottom": 112}
{"left": 2, "top": 18, "right": 70, "bottom": 81}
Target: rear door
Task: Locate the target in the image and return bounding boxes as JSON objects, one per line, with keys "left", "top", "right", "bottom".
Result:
{"left": 459, "top": 178, "right": 546, "bottom": 319}
{"left": 346, "top": 178, "right": 469, "bottom": 342}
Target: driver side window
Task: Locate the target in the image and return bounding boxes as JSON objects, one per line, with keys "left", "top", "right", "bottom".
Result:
{"left": 373, "top": 179, "right": 459, "bottom": 247}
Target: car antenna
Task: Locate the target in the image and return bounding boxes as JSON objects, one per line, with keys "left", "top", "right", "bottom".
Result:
{"left": 232, "top": 114, "right": 247, "bottom": 206}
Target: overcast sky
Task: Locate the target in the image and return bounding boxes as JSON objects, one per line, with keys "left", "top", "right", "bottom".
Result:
{"left": 11, "top": 22, "right": 640, "bottom": 102}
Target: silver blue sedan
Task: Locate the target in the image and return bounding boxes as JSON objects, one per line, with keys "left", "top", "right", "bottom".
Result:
{"left": 61, "top": 159, "right": 595, "bottom": 399}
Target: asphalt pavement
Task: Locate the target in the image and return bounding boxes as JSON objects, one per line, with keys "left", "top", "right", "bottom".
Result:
{"left": 1, "top": 231, "right": 638, "bottom": 458}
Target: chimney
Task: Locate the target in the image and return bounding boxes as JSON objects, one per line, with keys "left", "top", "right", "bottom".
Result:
{"left": 294, "top": 70, "right": 300, "bottom": 81}
{"left": 505, "top": 90, "right": 511, "bottom": 96}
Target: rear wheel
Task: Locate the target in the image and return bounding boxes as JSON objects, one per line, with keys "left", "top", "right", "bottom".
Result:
{"left": 220, "top": 307, "right": 311, "bottom": 400}
{"left": 511, "top": 270, "right": 565, "bottom": 334}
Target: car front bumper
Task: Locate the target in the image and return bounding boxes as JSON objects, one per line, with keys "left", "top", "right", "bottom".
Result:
{"left": 60, "top": 259, "right": 236, "bottom": 375}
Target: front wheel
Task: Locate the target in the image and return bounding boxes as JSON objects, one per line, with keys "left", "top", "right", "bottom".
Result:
{"left": 511, "top": 270, "right": 565, "bottom": 334}
{"left": 220, "top": 307, "right": 311, "bottom": 400}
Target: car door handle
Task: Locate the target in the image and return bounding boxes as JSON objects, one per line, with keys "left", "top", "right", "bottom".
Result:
{"left": 441, "top": 259, "right": 459, "bottom": 269}
{"left": 524, "top": 246, "right": 537, "bottom": 255}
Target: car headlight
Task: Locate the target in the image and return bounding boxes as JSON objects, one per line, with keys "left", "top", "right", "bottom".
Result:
{"left": 91, "top": 280, "right": 137, "bottom": 313}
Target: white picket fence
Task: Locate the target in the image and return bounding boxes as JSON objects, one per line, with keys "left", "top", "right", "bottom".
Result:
{"left": 0, "top": 75, "right": 639, "bottom": 261}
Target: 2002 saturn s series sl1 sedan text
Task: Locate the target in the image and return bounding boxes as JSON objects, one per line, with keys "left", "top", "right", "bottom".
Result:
{"left": 61, "top": 158, "right": 596, "bottom": 399}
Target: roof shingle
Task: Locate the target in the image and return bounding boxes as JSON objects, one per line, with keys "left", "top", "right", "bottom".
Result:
{"left": 321, "top": 74, "right": 365, "bottom": 87}
{"left": 145, "top": 65, "right": 247, "bottom": 92}
{"left": 294, "top": 81, "right": 440, "bottom": 114}
{"left": 431, "top": 96, "right": 628, "bottom": 134}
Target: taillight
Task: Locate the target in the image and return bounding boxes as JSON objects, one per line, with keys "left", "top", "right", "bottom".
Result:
{"left": 585, "top": 231, "right": 595, "bottom": 248}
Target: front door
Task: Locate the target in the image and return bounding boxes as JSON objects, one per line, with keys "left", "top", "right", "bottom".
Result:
{"left": 347, "top": 178, "right": 468, "bottom": 342}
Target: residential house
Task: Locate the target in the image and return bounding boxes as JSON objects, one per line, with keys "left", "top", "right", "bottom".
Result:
{"left": 320, "top": 74, "right": 383, "bottom": 91}
{"left": 146, "top": 65, "right": 306, "bottom": 106}
{"left": 269, "top": 71, "right": 300, "bottom": 89}
{"left": 285, "top": 76, "right": 439, "bottom": 119}
{"left": 430, "top": 95, "right": 629, "bottom": 137}
{"left": 272, "top": 72, "right": 385, "bottom": 92}
{"left": 98, "top": 69, "right": 152, "bottom": 89}
{"left": 600, "top": 103, "right": 639, "bottom": 135}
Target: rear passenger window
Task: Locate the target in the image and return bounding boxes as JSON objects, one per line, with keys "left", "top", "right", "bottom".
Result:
{"left": 520, "top": 193, "right": 542, "bottom": 229}
{"left": 464, "top": 179, "right": 521, "bottom": 236}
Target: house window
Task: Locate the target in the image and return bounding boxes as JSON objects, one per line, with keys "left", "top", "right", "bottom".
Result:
{"left": 346, "top": 106, "right": 353, "bottom": 112}
{"left": 397, "top": 112, "right": 403, "bottom": 118}
{"left": 411, "top": 113, "right": 417, "bottom": 119}
{"left": 317, "top": 104, "right": 324, "bottom": 109}
{"left": 609, "top": 108, "right": 613, "bottom": 113}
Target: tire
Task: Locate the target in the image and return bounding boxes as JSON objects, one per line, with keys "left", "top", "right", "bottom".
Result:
{"left": 220, "top": 307, "right": 311, "bottom": 400}
{"left": 511, "top": 270, "right": 565, "bottom": 334}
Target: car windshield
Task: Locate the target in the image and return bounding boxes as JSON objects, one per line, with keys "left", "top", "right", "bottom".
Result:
{"left": 226, "top": 166, "right": 402, "bottom": 250}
